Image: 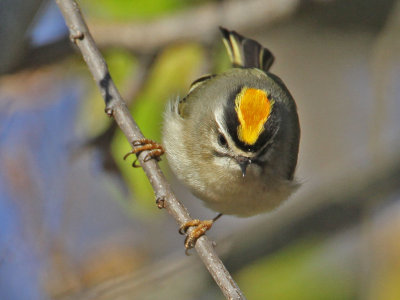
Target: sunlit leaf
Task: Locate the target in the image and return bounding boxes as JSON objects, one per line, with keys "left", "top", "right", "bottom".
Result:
{"left": 236, "top": 239, "right": 356, "bottom": 300}
{"left": 79, "top": 49, "right": 136, "bottom": 136}
{"left": 112, "top": 43, "right": 205, "bottom": 212}
{"left": 80, "top": 0, "right": 195, "bottom": 21}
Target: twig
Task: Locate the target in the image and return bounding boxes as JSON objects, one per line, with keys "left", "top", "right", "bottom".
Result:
{"left": 370, "top": 0, "right": 400, "bottom": 163}
{"left": 77, "top": 49, "right": 161, "bottom": 178}
{"left": 54, "top": 0, "right": 245, "bottom": 299}
{"left": 91, "top": 0, "right": 299, "bottom": 53}
{"left": 5, "top": 0, "right": 298, "bottom": 75}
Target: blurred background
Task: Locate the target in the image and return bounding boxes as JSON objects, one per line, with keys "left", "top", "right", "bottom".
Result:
{"left": 0, "top": 0, "right": 399, "bottom": 299}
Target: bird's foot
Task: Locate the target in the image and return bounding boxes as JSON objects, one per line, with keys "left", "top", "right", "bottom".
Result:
{"left": 179, "top": 213, "right": 223, "bottom": 253}
{"left": 123, "top": 138, "right": 164, "bottom": 167}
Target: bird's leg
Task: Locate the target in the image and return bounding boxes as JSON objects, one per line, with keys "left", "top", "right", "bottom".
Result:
{"left": 123, "top": 138, "right": 164, "bottom": 167}
{"left": 179, "top": 213, "right": 223, "bottom": 251}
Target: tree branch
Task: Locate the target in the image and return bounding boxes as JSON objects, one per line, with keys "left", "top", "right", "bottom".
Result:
{"left": 5, "top": 0, "right": 299, "bottom": 75}
{"left": 54, "top": 0, "right": 245, "bottom": 299}
{"left": 91, "top": 0, "right": 299, "bottom": 53}
{"left": 80, "top": 49, "right": 161, "bottom": 178}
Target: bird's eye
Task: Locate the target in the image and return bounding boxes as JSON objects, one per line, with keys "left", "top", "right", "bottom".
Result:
{"left": 218, "top": 133, "right": 228, "bottom": 147}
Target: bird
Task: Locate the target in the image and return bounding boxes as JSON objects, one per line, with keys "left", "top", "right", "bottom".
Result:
{"left": 128, "top": 27, "right": 300, "bottom": 249}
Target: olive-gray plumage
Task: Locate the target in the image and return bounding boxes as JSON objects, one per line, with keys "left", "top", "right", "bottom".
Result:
{"left": 162, "top": 28, "right": 300, "bottom": 216}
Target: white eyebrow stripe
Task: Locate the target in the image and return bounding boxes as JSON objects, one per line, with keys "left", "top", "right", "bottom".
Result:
{"left": 214, "top": 105, "right": 253, "bottom": 157}
{"left": 214, "top": 105, "right": 230, "bottom": 138}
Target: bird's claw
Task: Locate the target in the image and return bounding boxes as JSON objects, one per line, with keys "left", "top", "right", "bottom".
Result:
{"left": 179, "top": 215, "right": 221, "bottom": 253}
{"left": 124, "top": 139, "right": 164, "bottom": 167}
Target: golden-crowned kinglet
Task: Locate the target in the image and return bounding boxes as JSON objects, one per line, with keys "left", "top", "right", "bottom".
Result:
{"left": 163, "top": 27, "right": 300, "bottom": 219}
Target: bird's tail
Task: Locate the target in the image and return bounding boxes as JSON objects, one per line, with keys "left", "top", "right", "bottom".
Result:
{"left": 219, "top": 27, "right": 275, "bottom": 72}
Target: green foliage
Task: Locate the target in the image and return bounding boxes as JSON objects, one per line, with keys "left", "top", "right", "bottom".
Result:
{"left": 79, "top": 49, "right": 136, "bottom": 136}
{"left": 213, "top": 43, "right": 231, "bottom": 74}
{"left": 236, "top": 239, "right": 356, "bottom": 300}
{"left": 112, "top": 43, "right": 205, "bottom": 212}
{"left": 80, "top": 0, "right": 196, "bottom": 21}
{"left": 106, "top": 49, "right": 138, "bottom": 85}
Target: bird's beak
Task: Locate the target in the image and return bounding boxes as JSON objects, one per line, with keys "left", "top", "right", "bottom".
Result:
{"left": 235, "top": 156, "right": 251, "bottom": 177}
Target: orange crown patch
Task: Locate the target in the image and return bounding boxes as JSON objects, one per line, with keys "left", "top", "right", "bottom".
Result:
{"left": 235, "top": 87, "right": 273, "bottom": 145}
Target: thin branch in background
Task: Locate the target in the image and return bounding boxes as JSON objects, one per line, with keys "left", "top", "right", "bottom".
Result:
{"left": 370, "top": 0, "right": 400, "bottom": 163}
{"left": 54, "top": 0, "right": 245, "bottom": 299}
{"left": 90, "top": 0, "right": 299, "bottom": 53}
{"left": 4, "top": 0, "right": 298, "bottom": 75}
{"left": 123, "top": 49, "right": 161, "bottom": 102}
